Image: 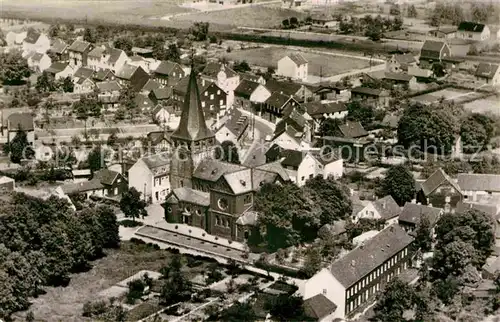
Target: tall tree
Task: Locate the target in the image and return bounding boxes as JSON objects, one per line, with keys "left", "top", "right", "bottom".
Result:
{"left": 35, "top": 71, "right": 57, "bottom": 93}
{"left": 413, "top": 214, "right": 432, "bottom": 253}
{"left": 87, "top": 145, "right": 104, "bottom": 174}
{"left": 120, "top": 187, "right": 147, "bottom": 222}
{"left": 83, "top": 28, "right": 96, "bottom": 43}
{"left": 8, "top": 129, "right": 35, "bottom": 163}
{"left": 265, "top": 294, "right": 309, "bottom": 321}
{"left": 373, "top": 279, "right": 415, "bottom": 322}
{"left": 0, "top": 50, "right": 30, "bottom": 85}
{"left": 190, "top": 22, "right": 209, "bottom": 41}
{"left": 218, "top": 302, "right": 257, "bottom": 322}
{"left": 379, "top": 165, "right": 416, "bottom": 206}
{"left": 407, "top": 4, "right": 417, "bottom": 18}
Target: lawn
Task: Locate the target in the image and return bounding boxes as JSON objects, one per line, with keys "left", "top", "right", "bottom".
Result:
{"left": 224, "top": 47, "right": 373, "bottom": 76}
{"left": 411, "top": 88, "right": 474, "bottom": 105}
{"left": 13, "top": 241, "right": 209, "bottom": 321}
{"left": 464, "top": 97, "right": 500, "bottom": 116}
{"left": 173, "top": 5, "right": 307, "bottom": 29}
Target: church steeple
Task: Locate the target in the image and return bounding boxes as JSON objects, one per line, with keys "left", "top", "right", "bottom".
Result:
{"left": 171, "top": 69, "right": 214, "bottom": 143}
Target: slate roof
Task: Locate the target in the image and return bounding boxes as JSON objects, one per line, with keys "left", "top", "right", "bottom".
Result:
{"left": 68, "top": 40, "right": 91, "bottom": 53}
{"left": 134, "top": 94, "right": 155, "bottom": 110}
{"left": 60, "top": 179, "right": 104, "bottom": 195}
{"left": 220, "top": 110, "right": 249, "bottom": 139}
{"left": 30, "top": 52, "right": 45, "bottom": 63}
{"left": 155, "top": 61, "right": 181, "bottom": 76}
{"left": 285, "top": 53, "right": 308, "bottom": 66}
{"left": 399, "top": 203, "right": 442, "bottom": 226}
{"left": 393, "top": 53, "right": 417, "bottom": 65}
{"left": 420, "top": 168, "right": 461, "bottom": 196}
{"left": 351, "top": 86, "right": 386, "bottom": 96}
{"left": 74, "top": 67, "right": 94, "bottom": 80}
{"left": 142, "top": 79, "right": 161, "bottom": 93}
{"left": 8, "top": 113, "right": 34, "bottom": 131}
{"left": 116, "top": 63, "right": 138, "bottom": 80}
{"left": 304, "top": 101, "right": 347, "bottom": 117}
{"left": 147, "top": 130, "right": 171, "bottom": 145}
{"left": 475, "top": 63, "right": 500, "bottom": 79}
{"left": 151, "top": 87, "right": 172, "bottom": 100}
{"left": 303, "top": 294, "right": 337, "bottom": 320}
{"left": 46, "top": 62, "right": 69, "bottom": 74}
{"left": 420, "top": 40, "right": 447, "bottom": 60}
{"left": 239, "top": 72, "right": 263, "bottom": 83}
{"left": 338, "top": 121, "right": 368, "bottom": 139}
{"left": 93, "top": 169, "right": 120, "bottom": 186}
{"left": 174, "top": 187, "right": 210, "bottom": 206}
{"left": 265, "top": 79, "right": 301, "bottom": 96}
{"left": 373, "top": 195, "right": 401, "bottom": 220}
{"left": 96, "top": 80, "right": 121, "bottom": 92}
{"left": 456, "top": 201, "right": 499, "bottom": 217}
{"left": 265, "top": 92, "right": 293, "bottom": 110}
{"left": 50, "top": 38, "right": 68, "bottom": 54}
{"left": 141, "top": 152, "right": 170, "bottom": 169}
{"left": 255, "top": 161, "right": 290, "bottom": 182}
{"left": 93, "top": 69, "right": 114, "bottom": 81}
{"left": 24, "top": 29, "right": 41, "bottom": 44}
{"left": 234, "top": 79, "right": 260, "bottom": 98}
{"left": 458, "top": 174, "right": 500, "bottom": 192}
{"left": 280, "top": 150, "right": 304, "bottom": 168}
{"left": 458, "top": 21, "right": 486, "bottom": 33}
{"left": 384, "top": 72, "right": 414, "bottom": 82}
{"left": 202, "top": 62, "right": 238, "bottom": 78}
{"left": 329, "top": 224, "right": 413, "bottom": 288}
{"left": 194, "top": 159, "right": 247, "bottom": 182}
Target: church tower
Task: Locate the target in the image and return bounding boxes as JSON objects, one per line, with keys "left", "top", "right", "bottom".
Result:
{"left": 170, "top": 69, "right": 215, "bottom": 189}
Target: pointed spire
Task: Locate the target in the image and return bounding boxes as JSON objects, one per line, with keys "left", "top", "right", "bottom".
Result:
{"left": 171, "top": 69, "right": 214, "bottom": 143}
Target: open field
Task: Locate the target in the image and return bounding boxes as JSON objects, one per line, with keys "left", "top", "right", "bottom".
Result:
{"left": 173, "top": 5, "right": 305, "bottom": 29}
{"left": 224, "top": 46, "right": 375, "bottom": 76}
{"left": 464, "top": 97, "right": 500, "bottom": 116}
{"left": 411, "top": 88, "right": 476, "bottom": 105}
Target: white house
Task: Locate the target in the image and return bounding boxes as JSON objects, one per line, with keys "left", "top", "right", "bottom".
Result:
{"left": 351, "top": 195, "right": 401, "bottom": 225}
{"left": 233, "top": 79, "right": 272, "bottom": 111}
{"left": 6, "top": 31, "right": 27, "bottom": 47}
{"left": 128, "top": 152, "right": 170, "bottom": 204}
{"left": 272, "top": 127, "right": 311, "bottom": 151}
{"left": 45, "top": 62, "right": 74, "bottom": 80}
{"left": 456, "top": 21, "right": 490, "bottom": 41}
{"left": 96, "top": 80, "right": 122, "bottom": 109}
{"left": 302, "top": 225, "right": 414, "bottom": 320}
{"left": 74, "top": 77, "right": 95, "bottom": 94}
{"left": 475, "top": 63, "right": 500, "bottom": 86}
{"left": 277, "top": 53, "right": 308, "bottom": 82}
{"left": 27, "top": 52, "right": 51, "bottom": 73}
{"left": 458, "top": 173, "right": 500, "bottom": 202}
{"left": 201, "top": 63, "right": 240, "bottom": 109}
{"left": 22, "top": 30, "right": 50, "bottom": 55}
{"left": 214, "top": 110, "right": 249, "bottom": 148}
{"left": 152, "top": 104, "right": 173, "bottom": 126}
{"left": 88, "top": 45, "right": 128, "bottom": 73}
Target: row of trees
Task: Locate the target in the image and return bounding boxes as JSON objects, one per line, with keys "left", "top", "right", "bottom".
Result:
{"left": 339, "top": 15, "right": 403, "bottom": 41}
{"left": 431, "top": 2, "right": 499, "bottom": 27}
{"left": 35, "top": 71, "right": 73, "bottom": 94}
{"left": 252, "top": 176, "right": 352, "bottom": 251}
{"left": 0, "top": 50, "right": 31, "bottom": 85}
{"left": 373, "top": 208, "right": 495, "bottom": 321}
{"left": 0, "top": 193, "right": 120, "bottom": 320}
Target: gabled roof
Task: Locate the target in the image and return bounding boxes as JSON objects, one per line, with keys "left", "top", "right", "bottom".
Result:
{"left": 68, "top": 40, "right": 91, "bottom": 53}
{"left": 458, "top": 21, "right": 486, "bottom": 33}
{"left": 202, "top": 62, "right": 238, "bottom": 78}
{"left": 393, "top": 53, "right": 417, "bottom": 65}
{"left": 303, "top": 294, "right": 337, "bottom": 320}
{"left": 219, "top": 110, "right": 249, "bottom": 139}
{"left": 429, "top": 26, "right": 457, "bottom": 34}
{"left": 239, "top": 72, "right": 263, "bottom": 83}
{"left": 351, "top": 86, "right": 386, "bottom": 96}
{"left": 151, "top": 87, "right": 172, "bottom": 100}
{"left": 265, "top": 79, "right": 302, "bottom": 96}
{"left": 74, "top": 67, "right": 94, "bottom": 80}
{"left": 255, "top": 161, "right": 290, "bottom": 182}
{"left": 338, "top": 121, "right": 368, "bottom": 139}
{"left": 108, "top": 48, "right": 124, "bottom": 65}
{"left": 93, "top": 68, "right": 114, "bottom": 81}
{"left": 399, "top": 203, "right": 442, "bottom": 226}
{"left": 330, "top": 224, "right": 413, "bottom": 288}
{"left": 93, "top": 169, "right": 120, "bottom": 186}
{"left": 171, "top": 187, "right": 210, "bottom": 206}
{"left": 24, "top": 29, "right": 41, "bottom": 44}
{"left": 372, "top": 195, "right": 401, "bottom": 220}
{"left": 284, "top": 53, "right": 308, "bottom": 66}
{"left": 60, "top": 179, "right": 104, "bottom": 195}
{"left": 420, "top": 40, "right": 447, "bottom": 59}
{"left": 141, "top": 152, "right": 170, "bottom": 169}
{"left": 458, "top": 174, "right": 500, "bottom": 192}
{"left": 147, "top": 130, "right": 171, "bottom": 145}
{"left": 141, "top": 79, "right": 161, "bottom": 93}
{"left": 134, "top": 94, "right": 155, "bottom": 110}
{"left": 115, "top": 63, "right": 139, "bottom": 80}
{"left": 280, "top": 149, "right": 304, "bottom": 168}
{"left": 234, "top": 79, "right": 260, "bottom": 98}
{"left": 170, "top": 69, "right": 214, "bottom": 142}
{"left": 30, "top": 52, "right": 45, "bottom": 63}
{"left": 194, "top": 159, "right": 247, "bottom": 182}
{"left": 46, "top": 62, "right": 69, "bottom": 74}
{"left": 456, "top": 201, "right": 499, "bottom": 217}
{"left": 50, "top": 38, "right": 68, "bottom": 54}
{"left": 383, "top": 72, "right": 414, "bottom": 82}
{"left": 96, "top": 80, "right": 121, "bottom": 92}
{"left": 420, "top": 168, "right": 461, "bottom": 196}
{"left": 8, "top": 113, "right": 34, "bottom": 131}
{"left": 304, "top": 101, "right": 347, "bottom": 117}
{"left": 475, "top": 63, "right": 500, "bottom": 79}
{"left": 88, "top": 46, "right": 106, "bottom": 58}
{"left": 265, "top": 92, "right": 295, "bottom": 110}
{"left": 155, "top": 60, "right": 182, "bottom": 76}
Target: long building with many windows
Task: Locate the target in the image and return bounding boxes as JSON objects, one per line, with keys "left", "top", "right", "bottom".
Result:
{"left": 302, "top": 224, "right": 414, "bottom": 320}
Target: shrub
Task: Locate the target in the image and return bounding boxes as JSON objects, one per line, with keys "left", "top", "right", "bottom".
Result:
{"left": 126, "top": 278, "right": 146, "bottom": 304}
{"left": 82, "top": 300, "right": 107, "bottom": 317}
{"left": 119, "top": 219, "right": 142, "bottom": 227}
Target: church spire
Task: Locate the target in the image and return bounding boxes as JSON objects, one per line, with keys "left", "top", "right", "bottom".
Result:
{"left": 171, "top": 69, "right": 214, "bottom": 143}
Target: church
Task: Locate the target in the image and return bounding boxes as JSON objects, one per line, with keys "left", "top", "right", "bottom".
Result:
{"left": 163, "top": 69, "right": 290, "bottom": 242}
